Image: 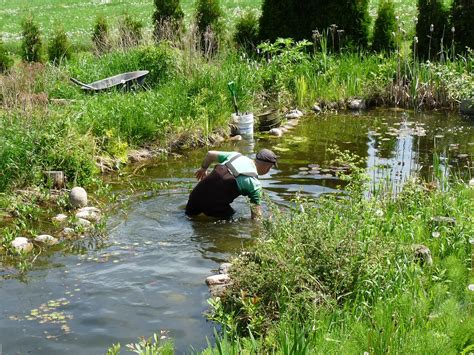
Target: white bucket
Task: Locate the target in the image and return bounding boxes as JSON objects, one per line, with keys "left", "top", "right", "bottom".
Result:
{"left": 236, "top": 112, "right": 254, "bottom": 138}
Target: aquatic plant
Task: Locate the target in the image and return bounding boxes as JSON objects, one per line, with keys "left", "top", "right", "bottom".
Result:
{"left": 20, "top": 15, "right": 42, "bottom": 63}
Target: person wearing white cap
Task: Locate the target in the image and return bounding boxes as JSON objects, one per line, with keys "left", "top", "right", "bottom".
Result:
{"left": 185, "top": 149, "right": 278, "bottom": 219}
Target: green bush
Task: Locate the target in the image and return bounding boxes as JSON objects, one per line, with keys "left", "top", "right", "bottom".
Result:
{"left": 259, "top": 0, "right": 370, "bottom": 48}
{"left": 372, "top": 0, "right": 398, "bottom": 53}
{"left": 20, "top": 15, "right": 42, "bottom": 62}
{"left": 450, "top": 0, "right": 474, "bottom": 54}
{"left": 119, "top": 13, "right": 143, "bottom": 48}
{"left": 0, "top": 39, "right": 13, "bottom": 73}
{"left": 196, "top": 0, "right": 223, "bottom": 53}
{"left": 415, "top": 0, "right": 449, "bottom": 60}
{"left": 152, "top": 0, "right": 184, "bottom": 41}
{"left": 48, "top": 25, "right": 71, "bottom": 64}
{"left": 234, "top": 11, "right": 259, "bottom": 52}
{"left": 92, "top": 15, "right": 110, "bottom": 54}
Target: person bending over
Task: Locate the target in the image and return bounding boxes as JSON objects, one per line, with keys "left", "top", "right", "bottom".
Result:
{"left": 185, "top": 149, "right": 277, "bottom": 220}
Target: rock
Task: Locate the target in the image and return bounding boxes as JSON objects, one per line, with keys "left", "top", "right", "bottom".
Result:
{"left": 219, "top": 263, "right": 232, "bottom": 275}
{"left": 280, "top": 127, "right": 289, "bottom": 133}
{"left": 34, "top": 234, "right": 59, "bottom": 246}
{"left": 269, "top": 128, "right": 283, "bottom": 137}
{"left": 431, "top": 216, "right": 456, "bottom": 225}
{"left": 348, "top": 99, "right": 366, "bottom": 110}
{"left": 282, "top": 124, "right": 294, "bottom": 130}
{"left": 285, "top": 109, "right": 303, "bottom": 119}
{"left": 75, "top": 218, "right": 92, "bottom": 228}
{"left": 61, "top": 228, "right": 75, "bottom": 237}
{"left": 128, "top": 149, "right": 153, "bottom": 163}
{"left": 229, "top": 135, "right": 242, "bottom": 141}
{"left": 469, "top": 179, "right": 474, "bottom": 188}
{"left": 286, "top": 119, "right": 299, "bottom": 127}
{"left": 312, "top": 104, "right": 322, "bottom": 113}
{"left": 11, "top": 237, "right": 33, "bottom": 253}
{"left": 414, "top": 245, "right": 433, "bottom": 266}
{"left": 460, "top": 99, "right": 474, "bottom": 117}
{"left": 52, "top": 214, "right": 68, "bottom": 224}
{"left": 76, "top": 210, "right": 100, "bottom": 222}
{"left": 78, "top": 206, "right": 101, "bottom": 214}
{"left": 69, "top": 187, "right": 88, "bottom": 208}
{"left": 206, "top": 274, "right": 230, "bottom": 286}
{"left": 209, "top": 284, "right": 228, "bottom": 297}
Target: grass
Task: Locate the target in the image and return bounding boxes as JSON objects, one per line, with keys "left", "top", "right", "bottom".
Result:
{"left": 202, "top": 166, "right": 474, "bottom": 353}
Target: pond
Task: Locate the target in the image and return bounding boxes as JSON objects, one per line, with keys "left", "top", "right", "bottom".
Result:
{"left": 0, "top": 110, "right": 472, "bottom": 354}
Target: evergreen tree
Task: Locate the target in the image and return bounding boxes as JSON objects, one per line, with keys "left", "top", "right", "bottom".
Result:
{"left": 92, "top": 16, "right": 110, "bottom": 53}
{"left": 0, "top": 39, "right": 13, "bottom": 73}
{"left": 48, "top": 25, "right": 71, "bottom": 64}
{"left": 234, "top": 11, "right": 259, "bottom": 52}
{"left": 21, "top": 15, "right": 42, "bottom": 62}
{"left": 196, "top": 0, "right": 223, "bottom": 53}
{"left": 372, "top": 0, "right": 398, "bottom": 53}
{"left": 153, "top": 0, "right": 184, "bottom": 41}
{"left": 450, "top": 0, "right": 474, "bottom": 54}
{"left": 415, "top": 0, "right": 449, "bottom": 60}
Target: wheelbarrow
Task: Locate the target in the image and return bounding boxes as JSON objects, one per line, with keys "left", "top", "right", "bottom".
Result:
{"left": 70, "top": 70, "right": 149, "bottom": 92}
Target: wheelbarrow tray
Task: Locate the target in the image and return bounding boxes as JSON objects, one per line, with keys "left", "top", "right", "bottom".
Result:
{"left": 70, "top": 70, "right": 149, "bottom": 91}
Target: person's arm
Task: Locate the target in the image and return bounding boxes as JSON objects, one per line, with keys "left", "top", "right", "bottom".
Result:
{"left": 194, "top": 150, "right": 220, "bottom": 181}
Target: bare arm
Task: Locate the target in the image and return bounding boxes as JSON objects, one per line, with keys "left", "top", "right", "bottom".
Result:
{"left": 195, "top": 150, "right": 219, "bottom": 181}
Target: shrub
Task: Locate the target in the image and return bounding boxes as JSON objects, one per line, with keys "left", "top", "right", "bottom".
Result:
{"left": 234, "top": 11, "right": 260, "bottom": 52}
{"left": 259, "top": 0, "right": 370, "bottom": 48}
{"left": 119, "top": 13, "right": 143, "bottom": 48}
{"left": 20, "top": 15, "right": 42, "bottom": 62}
{"left": 0, "top": 39, "right": 13, "bottom": 73}
{"left": 450, "top": 0, "right": 474, "bottom": 54}
{"left": 415, "top": 0, "right": 449, "bottom": 61}
{"left": 48, "top": 25, "right": 71, "bottom": 64}
{"left": 92, "top": 15, "right": 111, "bottom": 54}
{"left": 152, "top": 0, "right": 184, "bottom": 41}
{"left": 196, "top": 0, "right": 223, "bottom": 54}
{"left": 372, "top": 0, "right": 398, "bottom": 53}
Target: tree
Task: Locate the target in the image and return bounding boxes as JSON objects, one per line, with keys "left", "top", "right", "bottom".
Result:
{"left": 92, "top": 16, "right": 111, "bottom": 54}
{"left": 153, "top": 0, "right": 184, "bottom": 41}
{"left": 196, "top": 0, "right": 223, "bottom": 54}
{"left": 21, "top": 15, "right": 42, "bottom": 62}
{"left": 372, "top": 0, "right": 398, "bottom": 53}
{"left": 48, "top": 25, "right": 71, "bottom": 64}
{"left": 450, "top": 0, "right": 474, "bottom": 54}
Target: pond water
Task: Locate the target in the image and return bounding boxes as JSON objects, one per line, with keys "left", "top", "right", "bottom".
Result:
{"left": 0, "top": 110, "right": 472, "bottom": 354}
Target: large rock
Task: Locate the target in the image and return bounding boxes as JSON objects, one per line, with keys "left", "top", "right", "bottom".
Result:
{"left": 11, "top": 237, "right": 33, "bottom": 253}
{"left": 52, "top": 213, "right": 68, "bottom": 224}
{"left": 219, "top": 263, "right": 232, "bottom": 275}
{"left": 76, "top": 208, "right": 101, "bottom": 222}
{"left": 269, "top": 128, "right": 283, "bottom": 137}
{"left": 312, "top": 104, "right": 322, "bottom": 113}
{"left": 348, "top": 99, "right": 366, "bottom": 110}
{"left": 285, "top": 109, "right": 303, "bottom": 119}
{"left": 69, "top": 187, "right": 88, "bottom": 208}
{"left": 34, "top": 234, "right": 59, "bottom": 246}
{"left": 75, "top": 218, "right": 92, "bottom": 228}
{"left": 206, "top": 274, "right": 230, "bottom": 286}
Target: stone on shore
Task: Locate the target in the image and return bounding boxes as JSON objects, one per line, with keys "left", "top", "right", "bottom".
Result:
{"left": 34, "top": 234, "right": 59, "bottom": 246}
{"left": 286, "top": 119, "right": 299, "bottom": 127}
{"left": 206, "top": 274, "right": 230, "bottom": 286}
{"left": 285, "top": 109, "right": 303, "bottom": 119}
{"left": 312, "top": 104, "right": 322, "bottom": 113}
{"left": 269, "top": 128, "right": 283, "bottom": 137}
{"left": 219, "top": 263, "right": 232, "bottom": 275}
{"left": 75, "top": 218, "right": 92, "bottom": 228}
{"left": 52, "top": 214, "right": 68, "bottom": 224}
{"left": 469, "top": 179, "right": 474, "bottom": 188}
{"left": 229, "top": 135, "right": 242, "bottom": 141}
{"left": 349, "top": 99, "right": 366, "bottom": 110}
{"left": 11, "top": 237, "right": 33, "bottom": 253}
{"left": 61, "top": 228, "right": 75, "bottom": 238}
{"left": 69, "top": 187, "right": 88, "bottom": 208}
{"left": 76, "top": 209, "right": 101, "bottom": 222}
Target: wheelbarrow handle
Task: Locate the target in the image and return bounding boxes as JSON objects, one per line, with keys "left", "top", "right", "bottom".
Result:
{"left": 70, "top": 77, "right": 95, "bottom": 90}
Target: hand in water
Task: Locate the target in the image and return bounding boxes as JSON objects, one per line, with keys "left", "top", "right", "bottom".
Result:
{"left": 195, "top": 168, "right": 208, "bottom": 181}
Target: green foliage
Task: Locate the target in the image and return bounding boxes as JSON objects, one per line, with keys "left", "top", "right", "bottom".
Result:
{"left": 196, "top": 0, "right": 223, "bottom": 53}
{"left": 234, "top": 11, "right": 259, "bottom": 52}
{"left": 20, "top": 15, "right": 42, "bottom": 62}
{"left": 372, "top": 0, "right": 398, "bottom": 53}
{"left": 450, "top": 0, "right": 474, "bottom": 54}
{"left": 92, "top": 15, "right": 110, "bottom": 54}
{"left": 0, "top": 38, "right": 13, "bottom": 73}
{"left": 415, "top": 0, "right": 449, "bottom": 61}
{"left": 259, "top": 0, "right": 370, "bottom": 48}
{"left": 47, "top": 25, "right": 71, "bottom": 64}
{"left": 152, "top": 0, "right": 184, "bottom": 41}
{"left": 118, "top": 13, "right": 143, "bottom": 48}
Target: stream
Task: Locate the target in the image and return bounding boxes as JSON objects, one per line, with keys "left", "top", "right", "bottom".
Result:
{"left": 0, "top": 110, "right": 472, "bottom": 354}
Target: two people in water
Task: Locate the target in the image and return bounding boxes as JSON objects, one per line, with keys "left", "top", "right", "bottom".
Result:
{"left": 185, "top": 149, "right": 277, "bottom": 219}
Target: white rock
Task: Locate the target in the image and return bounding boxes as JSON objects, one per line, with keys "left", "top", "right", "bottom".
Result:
{"left": 69, "top": 187, "right": 88, "bottom": 208}
{"left": 76, "top": 210, "right": 100, "bottom": 222}
{"left": 52, "top": 214, "right": 68, "bottom": 224}
{"left": 312, "top": 105, "right": 322, "bottom": 113}
{"left": 287, "top": 119, "right": 299, "bottom": 127}
{"left": 34, "top": 234, "right": 59, "bottom": 246}
{"left": 349, "top": 99, "right": 366, "bottom": 110}
{"left": 229, "top": 135, "right": 242, "bottom": 141}
{"left": 269, "top": 128, "right": 283, "bottom": 137}
{"left": 206, "top": 274, "right": 230, "bottom": 286}
{"left": 280, "top": 127, "right": 289, "bottom": 133}
{"left": 75, "top": 218, "right": 92, "bottom": 228}
{"left": 11, "top": 237, "right": 33, "bottom": 253}
{"left": 219, "top": 263, "right": 232, "bottom": 275}
{"left": 78, "top": 206, "right": 101, "bottom": 214}
{"left": 285, "top": 109, "right": 303, "bottom": 119}
{"left": 469, "top": 179, "right": 474, "bottom": 187}
{"left": 62, "top": 228, "right": 75, "bottom": 237}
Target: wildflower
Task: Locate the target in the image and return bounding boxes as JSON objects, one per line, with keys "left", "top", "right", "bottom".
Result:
{"left": 414, "top": 36, "right": 418, "bottom": 44}
{"left": 468, "top": 284, "right": 474, "bottom": 292}
{"left": 375, "top": 209, "right": 384, "bottom": 217}
{"left": 430, "top": 24, "right": 434, "bottom": 32}
{"left": 432, "top": 231, "right": 440, "bottom": 238}
{"left": 451, "top": 27, "right": 455, "bottom": 33}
